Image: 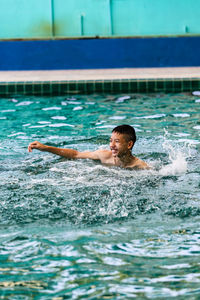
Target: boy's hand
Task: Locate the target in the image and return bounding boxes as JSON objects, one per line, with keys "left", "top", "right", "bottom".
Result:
{"left": 28, "top": 141, "right": 46, "bottom": 152}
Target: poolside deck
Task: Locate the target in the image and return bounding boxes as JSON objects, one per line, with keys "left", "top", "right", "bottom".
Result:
{"left": 0, "top": 67, "right": 199, "bottom": 96}
{"left": 0, "top": 67, "right": 200, "bottom": 83}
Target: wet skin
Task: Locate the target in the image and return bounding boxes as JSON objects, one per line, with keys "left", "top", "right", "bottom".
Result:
{"left": 28, "top": 132, "right": 149, "bottom": 170}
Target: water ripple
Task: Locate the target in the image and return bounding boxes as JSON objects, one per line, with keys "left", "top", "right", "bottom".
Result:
{"left": 0, "top": 93, "right": 200, "bottom": 298}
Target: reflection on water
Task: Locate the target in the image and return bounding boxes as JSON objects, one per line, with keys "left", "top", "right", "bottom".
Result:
{"left": 0, "top": 92, "right": 200, "bottom": 298}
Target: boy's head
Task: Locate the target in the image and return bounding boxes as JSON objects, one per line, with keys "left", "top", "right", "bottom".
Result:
{"left": 112, "top": 125, "right": 136, "bottom": 148}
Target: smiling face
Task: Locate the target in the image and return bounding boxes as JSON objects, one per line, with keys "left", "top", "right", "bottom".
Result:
{"left": 109, "top": 132, "right": 133, "bottom": 158}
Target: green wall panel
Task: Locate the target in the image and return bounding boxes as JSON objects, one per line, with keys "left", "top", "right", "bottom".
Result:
{"left": 0, "top": 0, "right": 199, "bottom": 39}
{"left": 53, "top": 0, "right": 111, "bottom": 37}
{"left": 0, "top": 0, "right": 52, "bottom": 39}
{"left": 111, "top": 0, "right": 200, "bottom": 36}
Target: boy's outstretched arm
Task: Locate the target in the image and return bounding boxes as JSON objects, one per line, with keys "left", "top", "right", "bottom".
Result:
{"left": 28, "top": 141, "right": 103, "bottom": 160}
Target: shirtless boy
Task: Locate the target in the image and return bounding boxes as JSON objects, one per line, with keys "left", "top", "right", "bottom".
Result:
{"left": 28, "top": 124, "right": 149, "bottom": 169}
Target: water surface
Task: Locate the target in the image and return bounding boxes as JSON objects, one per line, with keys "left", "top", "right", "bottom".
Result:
{"left": 0, "top": 92, "right": 200, "bottom": 299}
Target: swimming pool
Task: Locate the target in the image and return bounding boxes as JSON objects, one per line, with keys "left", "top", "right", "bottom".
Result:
{"left": 0, "top": 92, "right": 200, "bottom": 298}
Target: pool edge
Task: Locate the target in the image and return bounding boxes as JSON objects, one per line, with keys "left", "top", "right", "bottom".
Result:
{"left": 0, "top": 67, "right": 200, "bottom": 95}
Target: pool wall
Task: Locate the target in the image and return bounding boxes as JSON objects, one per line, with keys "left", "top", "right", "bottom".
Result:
{"left": 0, "top": 0, "right": 200, "bottom": 71}
{"left": 1, "top": 0, "right": 200, "bottom": 39}
{"left": 1, "top": 73, "right": 200, "bottom": 96}
{"left": 1, "top": 36, "right": 200, "bottom": 71}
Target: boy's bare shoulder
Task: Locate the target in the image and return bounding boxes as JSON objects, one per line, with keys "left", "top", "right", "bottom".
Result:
{"left": 96, "top": 149, "right": 112, "bottom": 158}
{"left": 94, "top": 149, "right": 113, "bottom": 164}
{"left": 132, "top": 157, "right": 150, "bottom": 170}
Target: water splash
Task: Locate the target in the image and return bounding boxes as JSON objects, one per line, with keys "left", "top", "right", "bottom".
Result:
{"left": 159, "top": 132, "right": 188, "bottom": 176}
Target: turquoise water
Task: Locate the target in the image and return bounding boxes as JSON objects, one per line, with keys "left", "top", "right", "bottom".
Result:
{"left": 0, "top": 93, "right": 200, "bottom": 299}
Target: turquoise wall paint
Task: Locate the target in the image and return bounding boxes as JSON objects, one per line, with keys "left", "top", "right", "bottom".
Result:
{"left": 53, "top": 0, "right": 112, "bottom": 37}
{"left": 0, "top": 0, "right": 52, "bottom": 38}
{"left": 111, "top": 0, "right": 200, "bottom": 36}
{"left": 0, "top": 0, "right": 200, "bottom": 39}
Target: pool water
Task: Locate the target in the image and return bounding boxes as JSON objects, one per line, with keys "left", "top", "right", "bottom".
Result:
{"left": 0, "top": 93, "right": 200, "bottom": 299}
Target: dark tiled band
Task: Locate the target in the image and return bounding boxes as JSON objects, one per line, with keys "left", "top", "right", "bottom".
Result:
{"left": 0, "top": 78, "right": 199, "bottom": 96}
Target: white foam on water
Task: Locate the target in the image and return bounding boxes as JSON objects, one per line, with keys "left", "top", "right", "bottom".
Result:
{"left": 109, "top": 116, "right": 126, "bottom": 120}
{"left": 49, "top": 123, "right": 74, "bottom": 127}
{"left": 192, "top": 91, "right": 200, "bottom": 96}
{"left": 67, "top": 101, "right": 82, "bottom": 105}
{"left": 97, "top": 125, "right": 115, "bottom": 129}
{"left": 159, "top": 151, "right": 187, "bottom": 176}
{"left": 8, "top": 132, "right": 25, "bottom": 137}
{"left": 85, "top": 102, "right": 95, "bottom": 105}
{"left": 174, "top": 133, "right": 190, "bottom": 137}
{"left": 172, "top": 113, "right": 190, "bottom": 118}
{"left": 73, "top": 106, "right": 83, "bottom": 111}
{"left": 1, "top": 109, "right": 16, "bottom": 113}
{"left": 10, "top": 98, "right": 18, "bottom": 103}
{"left": 42, "top": 107, "right": 61, "bottom": 111}
{"left": 29, "top": 125, "right": 47, "bottom": 128}
{"left": 28, "top": 178, "right": 61, "bottom": 187}
{"left": 177, "top": 139, "right": 200, "bottom": 144}
{"left": 159, "top": 132, "right": 189, "bottom": 176}
{"left": 133, "top": 114, "right": 166, "bottom": 119}
{"left": 193, "top": 125, "right": 200, "bottom": 130}
{"left": 51, "top": 116, "right": 67, "bottom": 120}
{"left": 38, "top": 121, "right": 51, "bottom": 124}
{"left": 95, "top": 120, "right": 106, "bottom": 125}
{"left": 16, "top": 101, "right": 33, "bottom": 106}
{"left": 115, "top": 95, "right": 131, "bottom": 103}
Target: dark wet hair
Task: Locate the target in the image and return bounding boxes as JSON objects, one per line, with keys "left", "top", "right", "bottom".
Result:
{"left": 112, "top": 124, "right": 136, "bottom": 145}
